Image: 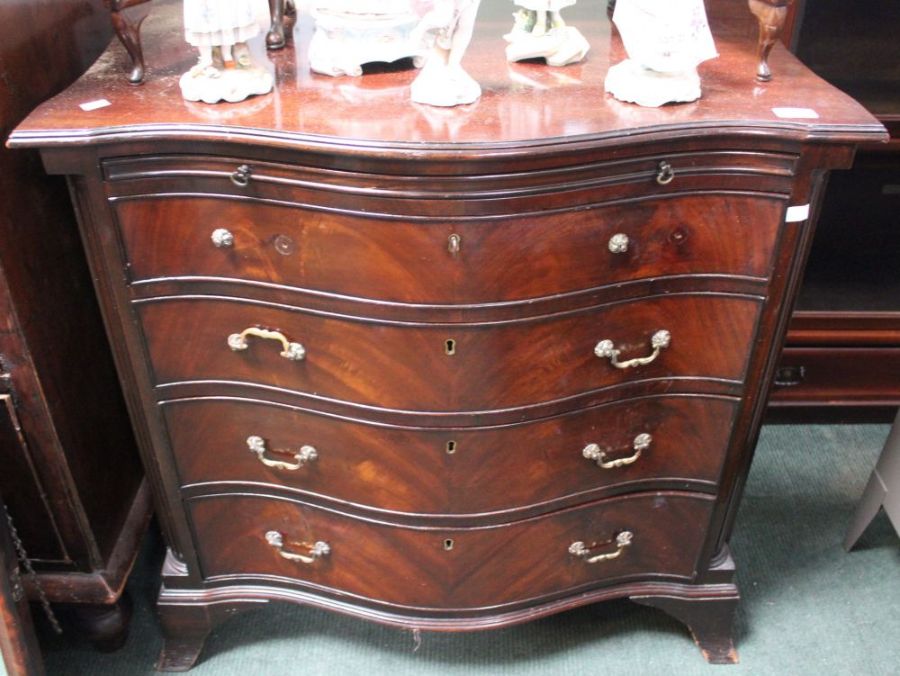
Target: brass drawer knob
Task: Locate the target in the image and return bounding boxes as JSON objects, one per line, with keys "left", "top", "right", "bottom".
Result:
{"left": 211, "top": 228, "right": 234, "bottom": 248}
{"left": 230, "top": 164, "right": 252, "bottom": 187}
{"left": 583, "top": 433, "right": 652, "bottom": 469}
{"left": 448, "top": 233, "right": 462, "bottom": 255}
{"left": 227, "top": 327, "right": 306, "bottom": 361}
{"left": 265, "top": 531, "right": 330, "bottom": 564}
{"left": 594, "top": 330, "right": 671, "bottom": 369}
{"left": 608, "top": 233, "right": 630, "bottom": 254}
{"left": 655, "top": 161, "right": 675, "bottom": 186}
{"left": 247, "top": 436, "right": 317, "bottom": 471}
{"left": 569, "top": 531, "right": 633, "bottom": 564}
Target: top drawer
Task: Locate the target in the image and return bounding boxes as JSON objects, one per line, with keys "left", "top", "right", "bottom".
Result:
{"left": 107, "top": 149, "right": 793, "bottom": 304}
{"left": 114, "top": 193, "right": 783, "bottom": 304}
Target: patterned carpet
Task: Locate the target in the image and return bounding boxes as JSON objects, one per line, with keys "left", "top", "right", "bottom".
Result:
{"left": 38, "top": 423, "right": 899, "bottom": 676}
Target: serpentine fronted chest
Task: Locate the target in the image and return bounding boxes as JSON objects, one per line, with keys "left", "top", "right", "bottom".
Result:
{"left": 9, "top": 1, "right": 885, "bottom": 670}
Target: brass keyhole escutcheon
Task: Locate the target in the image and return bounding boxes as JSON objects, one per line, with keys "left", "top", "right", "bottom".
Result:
{"left": 443, "top": 539, "right": 455, "bottom": 551}
{"left": 446, "top": 440, "right": 457, "bottom": 455}
{"left": 445, "top": 339, "right": 456, "bottom": 355}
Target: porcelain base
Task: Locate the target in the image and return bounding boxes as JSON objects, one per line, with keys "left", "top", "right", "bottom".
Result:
{"left": 504, "top": 25, "right": 589, "bottom": 66}
{"left": 410, "top": 61, "right": 481, "bottom": 107}
{"left": 179, "top": 66, "right": 273, "bottom": 104}
{"left": 309, "top": 12, "right": 425, "bottom": 77}
{"left": 604, "top": 59, "right": 701, "bottom": 107}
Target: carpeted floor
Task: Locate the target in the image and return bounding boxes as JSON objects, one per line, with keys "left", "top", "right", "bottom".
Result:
{"left": 38, "top": 423, "right": 899, "bottom": 676}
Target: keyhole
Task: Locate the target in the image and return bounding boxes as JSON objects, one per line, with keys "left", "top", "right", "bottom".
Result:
{"left": 668, "top": 227, "right": 689, "bottom": 247}
{"left": 443, "top": 539, "right": 455, "bottom": 551}
{"left": 445, "top": 339, "right": 456, "bottom": 355}
{"left": 446, "top": 440, "right": 457, "bottom": 455}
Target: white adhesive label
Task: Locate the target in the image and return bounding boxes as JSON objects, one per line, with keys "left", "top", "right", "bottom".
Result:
{"left": 785, "top": 204, "right": 810, "bottom": 223}
{"left": 772, "top": 107, "right": 819, "bottom": 119}
{"left": 79, "top": 99, "right": 111, "bottom": 112}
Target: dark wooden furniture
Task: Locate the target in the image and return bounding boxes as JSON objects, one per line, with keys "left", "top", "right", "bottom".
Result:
{"left": 8, "top": 0, "right": 885, "bottom": 669}
{"left": 104, "top": 0, "right": 152, "bottom": 84}
{"left": 1, "top": 496, "right": 44, "bottom": 676}
{"left": 0, "top": 0, "right": 149, "bottom": 650}
{"left": 770, "top": 0, "right": 900, "bottom": 407}
{"left": 747, "top": 0, "right": 795, "bottom": 82}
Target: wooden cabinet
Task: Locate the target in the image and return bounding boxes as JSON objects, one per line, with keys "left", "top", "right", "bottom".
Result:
{"left": 771, "top": 0, "right": 900, "bottom": 407}
{"left": 8, "top": 0, "right": 885, "bottom": 669}
{"left": 0, "top": 0, "right": 149, "bottom": 649}
{"left": 1, "top": 493, "right": 44, "bottom": 676}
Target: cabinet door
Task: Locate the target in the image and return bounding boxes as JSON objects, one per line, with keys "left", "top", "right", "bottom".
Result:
{"left": 0, "top": 396, "right": 66, "bottom": 564}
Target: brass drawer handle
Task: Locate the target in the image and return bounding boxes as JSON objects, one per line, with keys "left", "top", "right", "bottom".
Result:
{"left": 655, "top": 161, "right": 675, "bottom": 186}
{"left": 230, "top": 164, "right": 252, "bottom": 187}
{"left": 608, "top": 233, "right": 630, "bottom": 254}
{"left": 265, "top": 531, "right": 330, "bottom": 564}
{"left": 583, "top": 433, "right": 652, "bottom": 469}
{"left": 211, "top": 228, "right": 234, "bottom": 248}
{"left": 227, "top": 327, "right": 306, "bottom": 361}
{"left": 247, "top": 436, "right": 317, "bottom": 471}
{"left": 594, "top": 330, "right": 671, "bottom": 369}
{"left": 569, "top": 531, "right": 633, "bottom": 564}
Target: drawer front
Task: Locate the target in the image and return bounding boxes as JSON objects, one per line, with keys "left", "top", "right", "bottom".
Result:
{"left": 189, "top": 492, "right": 712, "bottom": 609}
{"left": 140, "top": 294, "right": 761, "bottom": 411}
{"left": 115, "top": 194, "right": 783, "bottom": 303}
{"left": 165, "top": 395, "right": 737, "bottom": 514}
{"left": 770, "top": 347, "right": 900, "bottom": 406}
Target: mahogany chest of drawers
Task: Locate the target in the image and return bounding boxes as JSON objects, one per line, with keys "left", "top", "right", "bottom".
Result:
{"left": 8, "top": 1, "right": 885, "bottom": 670}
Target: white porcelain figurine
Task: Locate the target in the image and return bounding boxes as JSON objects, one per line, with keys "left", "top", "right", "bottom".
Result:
{"left": 180, "top": 0, "right": 274, "bottom": 104}
{"left": 410, "top": 0, "right": 483, "bottom": 107}
{"left": 306, "top": 0, "right": 481, "bottom": 108}
{"left": 308, "top": 1, "right": 427, "bottom": 77}
{"left": 605, "top": 0, "right": 718, "bottom": 107}
{"left": 504, "top": 0, "right": 589, "bottom": 66}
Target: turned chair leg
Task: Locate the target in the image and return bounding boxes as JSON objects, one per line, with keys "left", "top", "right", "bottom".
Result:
{"left": 747, "top": 0, "right": 795, "bottom": 82}
{"left": 106, "top": 0, "right": 150, "bottom": 84}
{"left": 267, "top": 0, "right": 287, "bottom": 50}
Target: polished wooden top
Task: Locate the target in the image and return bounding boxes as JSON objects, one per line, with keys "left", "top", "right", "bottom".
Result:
{"left": 8, "top": 0, "right": 886, "bottom": 153}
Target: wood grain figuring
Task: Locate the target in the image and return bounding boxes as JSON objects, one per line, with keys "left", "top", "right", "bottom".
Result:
{"left": 188, "top": 492, "right": 713, "bottom": 611}
{"left": 6, "top": 0, "right": 886, "bottom": 667}
{"left": 139, "top": 295, "right": 761, "bottom": 411}
{"left": 165, "top": 394, "right": 737, "bottom": 517}
{"left": 116, "top": 194, "right": 783, "bottom": 303}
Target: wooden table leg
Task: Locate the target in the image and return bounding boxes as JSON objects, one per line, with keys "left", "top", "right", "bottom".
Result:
{"left": 267, "top": 0, "right": 288, "bottom": 50}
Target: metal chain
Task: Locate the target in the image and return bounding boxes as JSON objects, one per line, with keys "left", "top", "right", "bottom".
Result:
{"left": 3, "top": 502, "right": 63, "bottom": 634}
